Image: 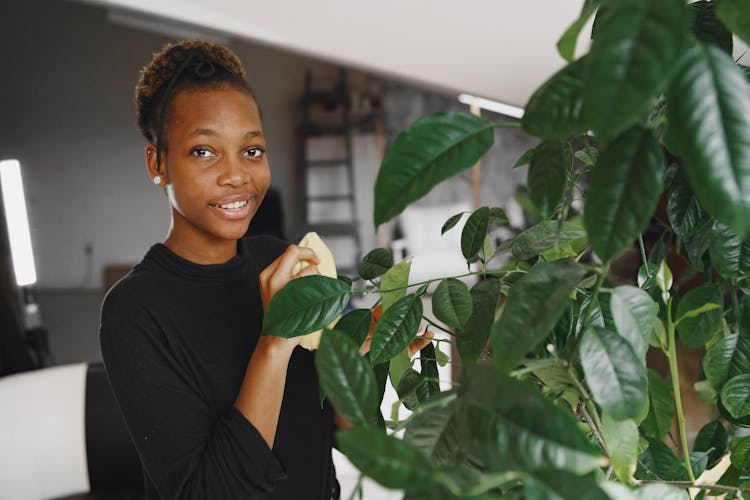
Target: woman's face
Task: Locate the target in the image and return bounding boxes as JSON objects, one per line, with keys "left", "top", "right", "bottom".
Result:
{"left": 154, "top": 86, "right": 270, "bottom": 250}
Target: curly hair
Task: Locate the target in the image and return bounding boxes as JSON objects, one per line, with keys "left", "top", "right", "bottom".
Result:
{"left": 134, "top": 40, "right": 255, "bottom": 147}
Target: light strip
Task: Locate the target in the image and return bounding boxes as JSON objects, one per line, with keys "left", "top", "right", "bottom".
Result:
{"left": 458, "top": 93, "right": 524, "bottom": 119}
{"left": 0, "top": 160, "right": 37, "bottom": 287}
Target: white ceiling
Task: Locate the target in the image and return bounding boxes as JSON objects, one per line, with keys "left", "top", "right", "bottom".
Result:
{"left": 86, "top": 0, "right": 591, "bottom": 108}
{"left": 85, "top": 1, "right": 749, "bottom": 109}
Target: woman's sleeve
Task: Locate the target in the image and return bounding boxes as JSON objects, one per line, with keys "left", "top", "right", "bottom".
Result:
{"left": 100, "top": 288, "right": 287, "bottom": 500}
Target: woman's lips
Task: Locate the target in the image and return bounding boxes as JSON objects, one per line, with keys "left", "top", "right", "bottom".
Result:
{"left": 208, "top": 198, "right": 253, "bottom": 220}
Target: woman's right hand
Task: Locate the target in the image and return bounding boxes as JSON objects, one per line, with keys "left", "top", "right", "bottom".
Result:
{"left": 258, "top": 244, "right": 320, "bottom": 313}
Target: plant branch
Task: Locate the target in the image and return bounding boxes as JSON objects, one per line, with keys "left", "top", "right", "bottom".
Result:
{"left": 491, "top": 121, "right": 522, "bottom": 128}
{"left": 665, "top": 296, "right": 696, "bottom": 483}
{"left": 423, "top": 317, "right": 456, "bottom": 336}
{"left": 579, "top": 400, "right": 609, "bottom": 456}
{"left": 634, "top": 479, "right": 748, "bottom": 495}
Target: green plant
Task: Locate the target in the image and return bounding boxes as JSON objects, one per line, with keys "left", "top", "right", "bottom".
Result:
{"left": 264, "top": 0, "right": 750, "bottom": 497}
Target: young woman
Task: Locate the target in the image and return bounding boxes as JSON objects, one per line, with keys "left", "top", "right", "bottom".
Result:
{"left": 100, "top": 40, "right": 336, "bottom": 499}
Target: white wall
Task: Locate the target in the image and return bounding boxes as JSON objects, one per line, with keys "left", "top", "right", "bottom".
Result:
{"left": 1, "top": 0, "right": 381, "bottom": 289}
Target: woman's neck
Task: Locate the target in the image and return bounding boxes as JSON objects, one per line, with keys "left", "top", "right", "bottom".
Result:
{"left": 163, "top": 230, "right": 238, "bottom": 265}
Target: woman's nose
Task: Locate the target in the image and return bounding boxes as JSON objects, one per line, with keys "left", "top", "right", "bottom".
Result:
{"left": 217, "top": 155, "right": 249, "bottom": 187}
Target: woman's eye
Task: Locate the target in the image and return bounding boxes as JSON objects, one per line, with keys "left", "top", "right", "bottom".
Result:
{"left": 245, "top": 147, "right": 265, "bottom": 159}
{"left": 191, "top": 148, "right": 216, "bottom": 158}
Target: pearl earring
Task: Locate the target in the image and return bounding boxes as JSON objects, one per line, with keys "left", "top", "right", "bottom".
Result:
{"left": 153, "top": 175, "right": 162, "bottom": 185}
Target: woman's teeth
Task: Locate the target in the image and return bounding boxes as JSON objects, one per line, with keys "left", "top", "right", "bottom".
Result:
{"left": 214, "top": 200, "right": 248, "bottom": 210}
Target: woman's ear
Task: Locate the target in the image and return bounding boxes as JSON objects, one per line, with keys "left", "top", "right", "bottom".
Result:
{"left": 144, "top": 145, "right": 164, "bottom": 186}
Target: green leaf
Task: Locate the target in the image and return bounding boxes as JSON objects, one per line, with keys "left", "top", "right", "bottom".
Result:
{"left": 575, "top": 146, "right": 599, "bottom": 167}
{"left": 703, "top": 334, "right": 750, "bottom": 390}
{"left": 693, "top": 420, "right": 728, "bottom": 466}
{"left": 432, "top": 278, "right": 473, "bottom": 330}
{"left": 647, "top": 316, "right": 667, "bottom": 349}
{"left": 602, "top": 413, "right": 639, "bottom": 483}
{"left": 675, "top": 284, "right": 723, "bottom": 347}
{"left": 461, "top": 206, "right": 490, "bottom": 260}
{"left": 513, "top": 146, "right": 535, "bottom": 168}
{"left": 316, "top": 329, "right": 379, "bottom": 426}
{"left": 434, "top": 344, "right": 449, "bottom": 367}
{"left": 397, "top": 368, "right": 429, "bottom": 410}
{"left": 456, "top": 279, "right": 500, "bottom": 363}
{"left": 491, "top": 261, "right": 587, "bottom": 372}
{"left": 610, "top": 285, "right": 658, "bottom": 362}
{"left": 523, "top": 469, "right": 611, "bottom": 500}
{"left": 667, "top": 42, "right": 750, "bottom": 236}
{"left": 641, "top": 369, "right": 675, "bottom": 441}
{"left": 690, "top": 1, "right": 733, "bottom": 54}
{"left": 336, "top": 426, "right": 438, "bottom": 490}
{"left": 583, "top": 0, "right": 687, "bottom": 140}
{"left": 527, "top": 141, "right": 571, "bottom": 219}
{"left": 334, "top": 308, "right": 373, "bottom": 347}
{"left": 374, "top": 112, "right": 494, "bottom": 226}
{"left": 263, "top": 275, "right": 351, "bottom": 337}
{"left": 716, "top": 0, "right": 750, "bottom": 47}
{"left": 583, "top": 126, "right": 665, "bottom": 262}
{"left": 489, "top": 207, "right": 508, "bottom": 226}
{"left": 441, "top": 212, "right": 466, "bottom": 235}
{"left": 359, "top": 248, "right": 393, "bottom": 280}
{"left": 656, "top": 260, "right": 673, "bottom": 304}
{"left": 380, "top": 259, "right": 411, "bottom": 311}
{"left": 557, "top": 5, "right": 597, "bottom": 62}
{"left": 420, "top": 342, "right": 440, "bottom": 397}
{"left": 637, "top": 263, "right": 659, "bottom": 290}
{"left": 403, "top": 392, "right": 462, "bottom": 465}
{"left": 370, "top": 294, "right": 423, "bottom": 364}
{"left": 709, "top": 223, "right": 750, "bottom": 278}
{"left": 667, "top": 168, "right": 712, "bottom": 242}
{"left": 460, "top": 364, "right": 605, "bottom": 474}
{"left": 511, "top": 220, "right": 586, "bottom": 261}
{"left": 721, "top": 374, "right": 750, "bottom": 419}
{"left": 579, "top": 326, "right": 648, "bottom": 420}
{"left": 522, "top": 59, "right": 589, "bottom": 140}
{"left": 730, "top": 435, "right": 750, "bottom": 473}
{"left": 636, "top": 437, "right": 685, "bottom": 480}
{"left": 389, "top": 348, "right": 410, "bottom": 392}
{"left": 694, "top": 379, "right": 718, "bottom": 406}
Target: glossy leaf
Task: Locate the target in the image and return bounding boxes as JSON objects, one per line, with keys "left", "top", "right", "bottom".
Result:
{"left": 557, "top": 5, "right": 597, "bottom": 62}
{"left": 403, "top": 393, "right": 462, "bottom": 465}
{"left": 667, "top": 42, "right": 750, "bottom": 236}
{"left": 461, "top": 206, "right": 490, "bottom": 260}
{"left": 523, "top": 469, "right": 610, "bottom": 500}
{"left": 511, "top": 220, "right": 586, "bottom": 261}
{"left": 316, "top": 329, "right": 378, "bottom": 426}
{"left": 380, "top": 259, "right": 411, "bottom": 311}
{"left": 334, "top": 308, "right": 373, "bottom": 347}
{"left": 369, "top": 293, "right": 423, "bottom": 365}
{"left": 610, "top": 285, "right": 658, "bottom": 362}
{"left": 575, "top": 146, "right": 599, "bottom": 167}
{"left": 459, "top": 365, "right": 605, "bottom": 474}
{"left": 337, "top": 426, "right": 438, "bottom": 490}
{"left": 667, "top": 168, "right": 712, "bottom": 242}
{"left": 523, "top": 59, "right": 588, "bottom": 140}
{"left": 359, "top": 248, "right": 393, "bottom": 280}
{"left": 716, "top": 0, "right": 750, "bottom": 47}
{"left": 374, "top": 112, "right": 494, "bottom": 226}
{"left": 583, "top": 0, "right": 686, "bottom": 139}
{"left": 730, "top": 435, "right": 750, "bottom": 473}
{"left": 397, "top": 368, "right": 429, "bottom": 410}
{"left": 489, "top": 207, "right": 508, "bottom": 226}
{"left": 513, "top": 146, "right": 535, "bottom": 168}
{"left": 527, "top": 141, "right": 570, "bottom": 219}
{"left": 721, "top": 374, "right": 750, "bottom": 419}
{"left": 491, "top": 261, "right": 587, "bottom": 372}
{"left": 579, "top": 326, "right": 648, "bottom": 420}
{"left": 636, "top": 437, "right": 685, "bottom": 481}
{"left": 709, "top": 223, "right": 750, "bottom": 278}
{"left": 441, "top": 212, "right": 465, "bottom": 235}
{"left": 641, "top": 369, "right": 674, "bottom": 440}
{"left": 584, "top": 126, "right": 665, "bottom": 262}
{"left": 456, "top": 278, "right": 501, "bottom": 363}
{"left": 263, "top": 275, "right": 351, "bottom": 337}
{"left": 703, "top": 334, "right": 750, "bottom": 390}
{"left": 388, "top": 348, "right": 410, "bottom": 391}
{"left": 693, "top": 420, "right": 728, "bottom": 466}
{"left": 420, "top": 341, "right": 440, "bottom": 397}
{"left": 602, "top": 413, "right": 639, "bottom": 482}
{"left": 675, "top": 284, "right": 723, "bottom": 347}
{"left": 689, "top": 1, "right": 733, "bottom": 54}
{"left": 432, "top": 278, "right": 473, "bottom": 329}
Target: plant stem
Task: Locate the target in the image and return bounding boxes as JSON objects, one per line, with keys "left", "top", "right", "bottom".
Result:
{"left": 564, "top": 263, "right": 609, "bottom": 360}
{"left": 347, "top": 473, "right": 364, "bottom": 500}
{"left": 423, "top": 317, "right": 456, "bottom": 336}
{"left": 491, "top": 121, "right": 522, "bottom": 128}
{"left": 665, "top": 296, "right": 696, "bottom": 483}
{"left": 638, "top": 235, "right": 651, "bottom": 277}
{"left": 509, "top": 358, "right": 559, "bottom": 378}
{"left": 634, "top": 480, "right": 747, "bottom": 495}
{"left": 579, "top": 400, "right": 609, "bottom": 456}
{"left": 731, "top": 281, "right": 743, "bottom": 336}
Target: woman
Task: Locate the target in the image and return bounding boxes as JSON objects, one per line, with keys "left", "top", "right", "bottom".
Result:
{"left": 101, "top": 40, "right": 335, "bottom": 499}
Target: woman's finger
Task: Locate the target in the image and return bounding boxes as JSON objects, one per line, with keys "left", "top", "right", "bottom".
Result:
{"left": 295, "top": 264, "right": 320, "bottom": 278}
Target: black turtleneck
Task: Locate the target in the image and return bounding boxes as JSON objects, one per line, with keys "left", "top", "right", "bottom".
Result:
{"left": 100, "top": 235, "right": 337, "bottom": 500}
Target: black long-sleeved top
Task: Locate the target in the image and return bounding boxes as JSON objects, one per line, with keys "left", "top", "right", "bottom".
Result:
{"left": 100, "top": 236, "right": 338, "bottom": 500}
